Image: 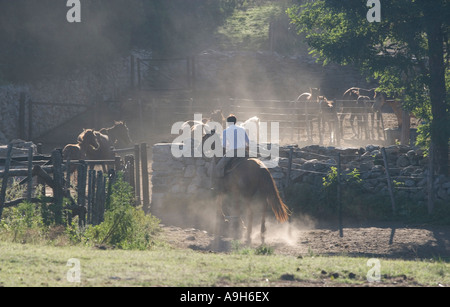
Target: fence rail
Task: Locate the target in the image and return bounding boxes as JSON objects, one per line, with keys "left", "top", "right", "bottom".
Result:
{"left": 0, "top": 143, "right": 151, "bottom": 226}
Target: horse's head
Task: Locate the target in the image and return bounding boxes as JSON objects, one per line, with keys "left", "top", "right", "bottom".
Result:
{"left": 110, "top": 121, "right": 132, "bottom": 148}
{"left": 79, "top": 129, "right": 100, "bottom": 150}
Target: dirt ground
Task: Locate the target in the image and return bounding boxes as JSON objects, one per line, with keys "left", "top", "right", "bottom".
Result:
{"left": 160, "top": 221, "right": 450, "bottom": 260}
{"left": 159, "top": 220, "right": 449, "bottom": 286}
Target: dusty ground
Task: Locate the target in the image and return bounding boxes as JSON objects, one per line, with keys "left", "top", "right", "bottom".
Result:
{"left": 160, "top": 221, "right": 450, "bottom": 260}
{"left": 159, "top": 220, "right": 449, "bottom": 287}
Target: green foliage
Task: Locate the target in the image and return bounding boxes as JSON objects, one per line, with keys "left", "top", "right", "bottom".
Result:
{"left": 0, "top": 173, "right": 161, "bottom": 249}
{"left": 288, "top": 0, "right": 450, "bottom": 170}
{"left": 286, "top": 167, "right": 391, "bottom": 221}
{"left": 0, "top": 202, "right": 45, "bottom": 243}
{"left": 216, "top": 2, "right": 282, "bottom": 50}
{"left": 84, "top": 176, "right": 161, "bottom": 250}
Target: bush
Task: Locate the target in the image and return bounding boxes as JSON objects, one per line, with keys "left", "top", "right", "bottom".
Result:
{"left": 0, "top": 201, "right": 45, "bottom": 243}
{"left": 84, "top": 176, "right": 161, "bottom": 250}
{"left": 0, "top": 174, "right": 161, "bottom": 249}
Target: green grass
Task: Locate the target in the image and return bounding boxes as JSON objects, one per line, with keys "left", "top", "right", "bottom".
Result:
{"left": 0, "top": 241, "right": 448, "bottom": 287}
{"left": 216, "top": 2, "right": 282, "bottom": 50}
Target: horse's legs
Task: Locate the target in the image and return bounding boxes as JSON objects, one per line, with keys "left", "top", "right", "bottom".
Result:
{"left": 350, "top": 114, "right": 358, "bottom": 138}
{"left": 246, "top": 203, "right": 253, "bottom": 245}
{"left": 260, "top": 204, "right": 267, "bottom": 245}
{"left": 370, "top": 112, "right": 375, "bottom": 139}
{"left": 213, "top": 194, "right": 224, "bottom": 250}
{"left": 363, "top": 114, "right": 370, "bottom": 140}
{"left": 339, "top": 113, "right": 346, "bottom": 139}
{"left": 232, "top": 196, "right": 241, "bottom": 240}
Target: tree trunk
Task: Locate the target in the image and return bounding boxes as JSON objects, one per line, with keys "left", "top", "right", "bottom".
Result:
{"left": 426, "top": 18, "right": 448, "bottom": 175}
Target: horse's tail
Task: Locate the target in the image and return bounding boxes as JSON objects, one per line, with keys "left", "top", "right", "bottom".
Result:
{"left": 259, "top": 167, "right": 291, "bottom": 223}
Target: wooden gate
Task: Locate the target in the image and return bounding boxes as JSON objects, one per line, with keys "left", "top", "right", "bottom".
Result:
{"left": 136, "top": 57, "right": 196, "bottom": 91}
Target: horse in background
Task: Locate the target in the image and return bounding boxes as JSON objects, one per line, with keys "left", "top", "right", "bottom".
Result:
{"left": 78, "top": 121, "right": 132, "bottom": 162}
{"left": 99, "top": 121, "right": 132, "bottom": 148}
{"left": 179, "top": 110, "right": 226, "bottom": 155}
{"left": 339, "top": 87, "right": 383, "bottom": 139}
{"left": 296, "top": 88, "right": 322, "bottom": 141}
{"left": 318, "top": 96, "right": 340, "bottom": 145}
{"left": 355, "top": 95, "right": 372, "bottom": 140}
{"left": 63, "top": 129, "right": 99, "bottom": 160}
{"left": 374, "top": 92, "right": 405, "bottom": 130}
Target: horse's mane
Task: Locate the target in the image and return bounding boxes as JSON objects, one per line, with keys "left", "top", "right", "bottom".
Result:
{"left": 78, "top": 128, "right": 95, "bottom": 141}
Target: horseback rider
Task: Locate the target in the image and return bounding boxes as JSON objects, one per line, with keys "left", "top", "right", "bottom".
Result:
{"left": 213, "top": 114, "right": 250, "bottom": 189}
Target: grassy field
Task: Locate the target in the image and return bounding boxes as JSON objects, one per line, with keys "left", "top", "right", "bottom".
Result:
{"left": 0, "top": 241, "right": 448, "bottom": 287}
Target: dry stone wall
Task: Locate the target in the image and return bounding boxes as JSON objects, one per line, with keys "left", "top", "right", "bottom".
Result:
{"left": 0, "top": 56, "right": 131, "bottom": 143}
{"left": 151, "top": 143, "right": 450, "bottom": 216}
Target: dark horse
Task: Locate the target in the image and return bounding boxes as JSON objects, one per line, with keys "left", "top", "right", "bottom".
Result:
{"left": 99, "top": 121, "right": 132, "bottom": 148}
{"left": 63, "top": 129, "right": 99, "bottom": 160}
{"left": 216, "top": 158, "right": 291, "bottom": 245}
{"left": 79, "top": 121, "right": 132, "bottom": 161}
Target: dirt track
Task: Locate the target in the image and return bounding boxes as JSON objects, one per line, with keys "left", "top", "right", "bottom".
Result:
{"left": 161, "top": 221, "right": 450, "bottom": 260}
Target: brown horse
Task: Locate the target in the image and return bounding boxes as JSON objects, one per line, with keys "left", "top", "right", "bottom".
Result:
{"left": 340, "top": 87, "right": 385, "bottom": 139}
{"left": 374, "top": 92, "right": 405, "bottom": 130}
{"left": 99, "top": 121, "right": 132, "bottom": 148}
{"left": 216, "top": 158, "right": 290, "bottom": 245}
{"left": 78, "top": 121, "right": 131, "bottom": 161}
{"left": 296, "top": 88, "right": 322, "bottom": 141}
{"left": 63, "top": 129, "right": 99, "bottom": 160}
{"left": 318, "top": 96, "right": 340, "bottom": 145}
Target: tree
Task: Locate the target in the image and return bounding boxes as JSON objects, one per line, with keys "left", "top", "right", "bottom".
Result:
{"left": 288, "top": 0, "right": 449, "bottom": 174}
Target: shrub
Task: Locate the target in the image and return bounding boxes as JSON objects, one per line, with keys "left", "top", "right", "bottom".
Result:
{"left": 84, "top": 175, "right": 161, "bottom": 250}
{"left": 0, "top": 201, "right": 45, "bottom": 243}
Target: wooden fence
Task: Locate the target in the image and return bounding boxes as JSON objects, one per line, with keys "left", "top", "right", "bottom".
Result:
{"left": 0, "top": 143, "right": 151, "bottom": 226}
{"left": 281, "top": 146, "right": 437, "bottom": 238}
{"left": 137, "top": 96, "right": 408, "bottom": 146}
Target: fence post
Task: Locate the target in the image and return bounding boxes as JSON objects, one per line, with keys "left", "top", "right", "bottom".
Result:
{"left": 87, "top": 169, "right": 96, "bottom": 225}
{"left": 0, "top": 144, "right": 13, "bottom": 220}
{"left": 77, "top": 161, "right": 87, "bottom": 226}
{"left": 27, "top": 145, "right": 33, "bottom": 201}
{"left": 125, "top": 154, "right": 135, "bottom": 192}
{"left": 381, "top": 147, "right": 396, "bottom": 215}
{"left": 28, "top": 99, "right": 33, "bottom": 140}
{"left": 134, "top": 144, "right": 141, "bottom": 205}
{"left": 51, "top": 150, "right": 64, "bottom": 225}
{"left": 106, "top": 169, "right": 116, "bottom": 211}
{"left": 140, "top": 143, "right": 150, "bottom": 212}
{"left": 285, "top": 147, "right": 293, "bottom": 188}
{"left": 337, "top": 153, "right": 343, "bottom": 237}
{"left": 95, "top": 171, "right": 105, "bottom": 224}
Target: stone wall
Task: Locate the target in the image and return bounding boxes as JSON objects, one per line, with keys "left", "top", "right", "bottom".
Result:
{"left": 151, "top": 143, "right": 449, "bottom": 221}
{"left": 0, "top": 56, "right": 131, "bottom": 144}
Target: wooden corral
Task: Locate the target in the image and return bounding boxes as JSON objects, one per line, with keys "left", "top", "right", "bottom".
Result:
{"left": 0, "top": 142, "right": 151, "bottom": 226}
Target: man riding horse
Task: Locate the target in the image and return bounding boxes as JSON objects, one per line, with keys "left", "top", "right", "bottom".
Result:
{"left": 213, "top": 114, "right": 250, "bottom": 190}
